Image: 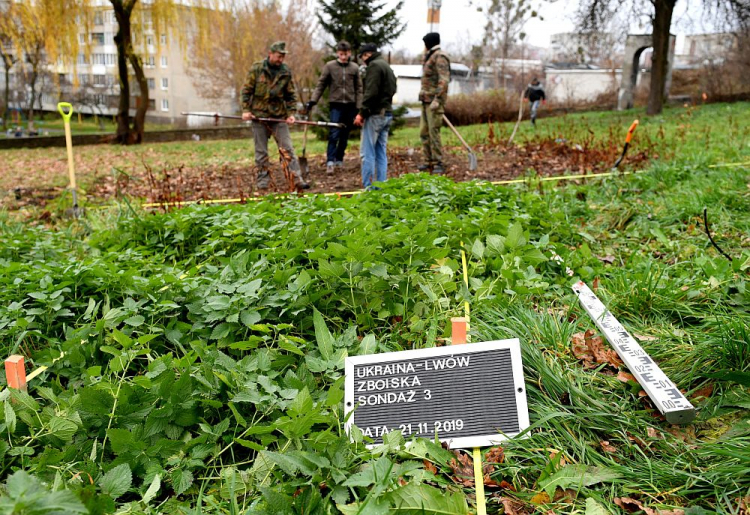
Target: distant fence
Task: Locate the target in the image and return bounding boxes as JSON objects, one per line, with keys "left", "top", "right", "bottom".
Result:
{"left": 0, "top": 125, "right": 254, "bottom": 150}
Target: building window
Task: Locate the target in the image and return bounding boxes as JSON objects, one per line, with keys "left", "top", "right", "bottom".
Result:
{"left": 161, "top": 77, "right": 168, "bottom": 89}
{"left": 93, "top": 74, "right": 106, "bottom": 87}
{"left": 77, "top": 53, "right": 88, "bottom": 65}
{"left": 91, "top": 33, "right": 105, "bottom": 45}
{"left": 160, "top": 56, "right": 168, "bottom": 68}
{"left": 105, "top": 53, "right": 117, "bottom": 66}
{"left": 105, "top": 32, "right": 114, "bottom": 44}
{"left": 148, "top": 99, "right": 156, "bottom": 110}
{"left": 94, "top": 11, "right": 103, "bottom": 25}
{"left": 145, "top": 55, "right": 155, "bottom": 67}
{"left": 160, "top": 34, "right": 167, "bottom": 45}
{"left": 79, "top": 34, "right": 86, "bottom": 44}
{"left": 147, "top": 78, "right": 155, "bottom": 89}
{"left": 77, "top": 73, "right": 89, "bottom": 85}
{"left": 161, "top": 98, "right": 169, "bottom": 111}
{"left": 146, "top": 36, "right": 154, "bottom": 46}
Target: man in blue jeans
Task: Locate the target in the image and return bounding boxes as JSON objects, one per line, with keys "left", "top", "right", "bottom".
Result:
{"left": 354, "top": 43, "right": 397, "bottom": 190}
{"left": 306, "top": 41, "right": 362, "bottom": 175}
{"left": 524, "top": 78, "right": 546, "bottom": 126}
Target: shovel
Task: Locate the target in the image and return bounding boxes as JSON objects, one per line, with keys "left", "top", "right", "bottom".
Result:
{"left": 299, "top": 123, "right": 309, "bottom": 179}
{"left": 57, "top": 102, "right": 81, "bottom": 217}
{"left": 442, "top": 115, "right": 477, "bottom": 171}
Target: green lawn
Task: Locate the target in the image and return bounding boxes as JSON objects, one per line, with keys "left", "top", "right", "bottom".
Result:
{"left": 0, "top": 102, "right": 748, "bottom": 514}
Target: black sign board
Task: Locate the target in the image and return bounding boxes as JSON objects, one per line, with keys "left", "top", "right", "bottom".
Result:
{"left": 345, "top": 339, "right": 529, "bottom": 448}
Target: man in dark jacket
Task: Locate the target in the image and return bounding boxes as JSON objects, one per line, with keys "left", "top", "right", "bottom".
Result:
{"left": 523, "top": 78, "right": 546, "bottom": 126}
{"left": 353, "top": 43, "right": 397, "bottom": 190}
{"left": 241, "top": 41, "right": 309, "bottom": 190}
{"left": 306, "top": 41, "right": 363, "bottom": 175}
{"left": 418, "top": 32, "right": 450, "bottom": 174}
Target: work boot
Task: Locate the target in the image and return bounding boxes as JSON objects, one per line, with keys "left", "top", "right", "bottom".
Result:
{"left": 432, "top": 163, "right": 445, "bottom": 175}
{"left": 334, "top": 161, "right": 344, "bottom": 168}
{"left": 326, "top": 162, "right": 335, "bottom": 176}
{"left": 417, "top": 163, "right": 433, "bottom": 172}
{"left": 256, "top": 170, "right": 270, "bottom": 189}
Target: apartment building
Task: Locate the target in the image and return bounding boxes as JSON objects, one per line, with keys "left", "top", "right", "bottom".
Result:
{"left": 6, "top": 3, "right": 232, "bottom": 125}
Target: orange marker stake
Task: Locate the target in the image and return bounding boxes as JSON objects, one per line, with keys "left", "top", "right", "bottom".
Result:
{"left": 451, "top": 317, "right": 468, "bottom": 345}
{"left": 612, "top": 119, "right": 639, "bottom": 169}
{"left": 5, "top": 355, "right": 27, "bottom": 392}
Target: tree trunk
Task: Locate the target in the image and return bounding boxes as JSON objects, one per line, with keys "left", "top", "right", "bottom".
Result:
{"left": 112, "top": 0, "right": 141, "bottom": 144}
{"left": 128, "top": 52, "right": 148, "bottom": 144}
{"left": 27, "top": 60, "right": 40, "bottom": 129}
{"left": 1, "top": 51, "right": 14, "bottom": 131}
{"left": 648, "top": 0, "right": 675, "bottom": 115}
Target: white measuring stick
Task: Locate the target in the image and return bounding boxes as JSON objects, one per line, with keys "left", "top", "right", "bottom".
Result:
{"left": 572, "top": 281, "right": 695, "bottom": 424}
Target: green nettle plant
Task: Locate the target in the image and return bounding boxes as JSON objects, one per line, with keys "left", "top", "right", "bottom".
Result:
{"left": 0, "top": 103, "right": 748, "bottom": 513}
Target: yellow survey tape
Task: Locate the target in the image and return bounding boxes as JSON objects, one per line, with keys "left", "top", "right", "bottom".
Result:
{"left": 707, "top": 161, "right": 750, "bottom": 168}
{"left": 139, "top": 170, "right": 644, "bottom": 209}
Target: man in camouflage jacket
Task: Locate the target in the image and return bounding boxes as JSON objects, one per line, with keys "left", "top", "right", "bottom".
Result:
{"left": 418, "top": 32, "right": 450, "bottom": 175}
{"left": 241, "top": 41, "right": 308, "bottom": 189}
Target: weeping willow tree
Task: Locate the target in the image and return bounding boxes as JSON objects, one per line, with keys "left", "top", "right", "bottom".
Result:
{"left": 189, "top": 0, "right": 324, "bottom": 108}
{"left": 0, "top": 0, "right": 84, "bottom": 128}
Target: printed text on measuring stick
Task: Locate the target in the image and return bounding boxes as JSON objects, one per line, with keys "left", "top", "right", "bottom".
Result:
{"left": 345, "top": 340, "right": 530, "bottom": 449}
{"left": 572, "top": 281, "right": 695, "bottom": 424}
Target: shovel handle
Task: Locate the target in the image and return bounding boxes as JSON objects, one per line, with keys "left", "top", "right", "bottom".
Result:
{"left": 625, "top": 120, "right": 639, "bottom": 144}
{"left": 57, "top": 102, "right": 74, "bottom": 122}
{"left": 442, "top": 115, "right": 473, "bottom": 152}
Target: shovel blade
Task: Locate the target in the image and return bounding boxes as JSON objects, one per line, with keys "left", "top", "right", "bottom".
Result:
{"left": 469, "top": 152, "right": 478, "bottom": 171}
{"left": 299, "top": 157, "right": 309, "bottom": 180}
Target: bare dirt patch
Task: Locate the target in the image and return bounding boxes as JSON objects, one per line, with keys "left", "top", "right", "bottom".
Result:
{"left": 4, "top": 139, "right": 650, "bottom": 209}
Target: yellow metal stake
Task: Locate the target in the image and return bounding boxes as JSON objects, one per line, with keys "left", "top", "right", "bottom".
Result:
{"left": 458, "top": 243, "right": 486, "bottom": 515}
{"left": 57, "top": 102, "right": 79, "bottom": 215}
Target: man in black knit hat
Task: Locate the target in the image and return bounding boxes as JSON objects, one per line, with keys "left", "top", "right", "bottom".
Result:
{"left": 418, "top": 32, "right": 450, "bottom": 175}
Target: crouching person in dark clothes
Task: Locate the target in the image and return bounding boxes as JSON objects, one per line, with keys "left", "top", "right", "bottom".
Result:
{"left": 241, "top": 41, "right": 309, "bottom": 190}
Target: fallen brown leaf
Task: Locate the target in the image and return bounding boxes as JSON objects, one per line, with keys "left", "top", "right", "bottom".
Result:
{"left": 498, "top": 496, "right": 532, "bottom": 515}
{"left": 571, "top": 329, "right": 623, "bottom": 369}
{"left": 690, "top": 384, "right": 714, "bottom": 401}
{"left": 553, "top": 488, "right": 578, "bottom": 502}
{"left": 617, "top": 371, "right": 637, "bottom": 383}
{"left": 485, "top": 446, "right": 505, "bottom": 465}
{"left": 666, "top": 425, "right": 696, "bottom": 443}
{"left": 423, "top": 459, "right": 437, "bottom": 475}
{"left": 633, "top": 333, "right": 658, "bottom": 341}
{"left": 448, "top": 451, "right": 475, "bottom": 487}
{"left": 530, "top": 492, "right": 551, "bottom": 505}
{"left": 600, "top": 440, "right": 618, "bottom": 453}
{"left": 615, "top": 497, "right": 656, "bottom": 515}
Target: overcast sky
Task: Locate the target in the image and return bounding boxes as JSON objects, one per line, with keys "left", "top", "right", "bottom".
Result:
{"left": 385, "top": 0, "right": 575, "bottom": 52}
{"left": 305, "top": 0, "right": 722, "bottom": 56}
